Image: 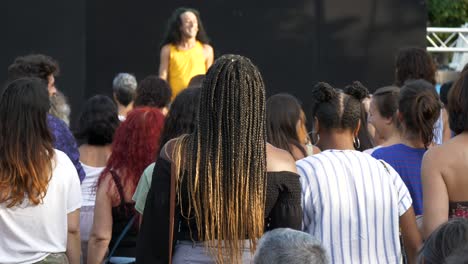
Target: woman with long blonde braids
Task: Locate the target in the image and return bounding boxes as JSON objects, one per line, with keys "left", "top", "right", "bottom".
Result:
{"left": 137, "top": 54, "right": 302, "bottom": 263}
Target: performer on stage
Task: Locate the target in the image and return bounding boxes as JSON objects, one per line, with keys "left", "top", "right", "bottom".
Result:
{"left": 158, "top": 7, "right": 214, "bottom": 99}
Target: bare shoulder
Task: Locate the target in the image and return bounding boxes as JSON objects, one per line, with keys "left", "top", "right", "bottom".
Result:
{"left": 160, "top": 44, "right": 171, "bottom": 56}
{"left": 423, "top": 143, "right": 447, "bottom": 168}
{"left": 202, "top": 43, "right": 213, "bottom": 52}
{"left": 266, "top": 143, "right": 297, "bottom": 173}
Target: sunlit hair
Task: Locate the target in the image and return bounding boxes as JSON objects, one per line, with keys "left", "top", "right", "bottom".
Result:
{"left": 97, "top": 107, "right": 165, "bottom": 200}
{"left": 173, "top": 54, "right": 266, "bottom": 263}
{"left": 266, "top": 93, "right": 307, "bottom": 157}
{"left": 160, "top": 7, "right": 210, "bottom": 47}
{"left": 0, "top": 77, "right": 54, "bottom": 207}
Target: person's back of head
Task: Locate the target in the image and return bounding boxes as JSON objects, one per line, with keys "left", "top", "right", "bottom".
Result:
{"left": 399, "top": 79, "right": 441, "bottom": 147}
{"left": 158, "top": 87, "right": 200, "bottom": 149}
{"left": 266, "top": 93, "right": 307, "bottom": 158}
{"left": 75, "top": 95, "right": 119, "bottom": 146}
{"left": 254, "top": 228, "right": 329, "bottom": 264}
{"left": 419, "top": 218, "right": 468, "bottom": 264}
{"left": 173, "top": 54, "right": 266, "bottom": 263}
{"left": 395, "top": 47, "right": 436, "bottom": 86}
{"left": 134, "top": 75, "right": 172, "bottom": 109}
{"left": 7, "top": 54, "right": 60, "bottom": 96}
{"left": 112, "top": 73, "right": 137, "bottom": 107}
{"left": 0, "top": 77, "right": 54, "bottom": 208}
{"left": 98, "top": 107, "right": 165, "bottom": 197}
{"left": 7, "top": 54, "right": 59, "bottom": 82}
{"left": 444, "top": 244, "right": 468, "bottom": 264}
{"left": 448, "top": 69, "right": 468, "bottom": 135}
{"left": 187, "top": 74, "right": 205, "bottom": 88}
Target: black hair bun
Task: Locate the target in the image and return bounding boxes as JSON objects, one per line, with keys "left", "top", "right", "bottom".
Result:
{"left": 344, "top": 81, "right": 369, "bottom": 101}
{"left": 313, "top": 82, "right": 337, "bottom": 102}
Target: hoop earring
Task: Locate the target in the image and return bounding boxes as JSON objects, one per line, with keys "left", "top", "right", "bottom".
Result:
{"left": 309, "top": 131, "right": 320, "bottom": 146}
{"left": 353, "top": 137, "right": 361, "bottom": 150}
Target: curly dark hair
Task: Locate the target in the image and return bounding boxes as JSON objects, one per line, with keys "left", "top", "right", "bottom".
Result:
{"left": 75, "top": 95, "right": 120, "bottom": 146}
{"left": 160, "top": 7, "right": 210, "bottom": 48}
{"left": 395, "top": 47, "right": 436, "bottom": 86}
{"left": 7, "top": 54, "right": 59, "bottom": 82}
{"left": 134, "top": 75, "right": 172, "bottom": 108}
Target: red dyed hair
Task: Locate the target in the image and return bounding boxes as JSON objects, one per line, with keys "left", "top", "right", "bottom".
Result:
{"left": 98, "top": 107, "right": 165, "bottom": 199}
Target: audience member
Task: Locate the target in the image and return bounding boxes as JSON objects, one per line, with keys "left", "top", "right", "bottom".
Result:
{"left": 137, "top": 55, "right": 302, "bottom": 263}
{"left": 74, "top": 95, "right": 119, "bottom": 263}
{"left": 7, "top": 54, "right": 86, "bottom": 182}
{"left": 158, "top": 7, "right": 214, "bottom": 98}
{"left": 365, "top": 86, "right": 401, "bottom": 155}
{"left": 112, "top": 73, "right": 137, "bottom": 121}
{"left": 0, "top": 78, "right": 81, "bottom": 264}
{"left": 422, "top": 70, "right": 468, "bottom": 238}
{"left": 50, "top": 90, "right": 71, "bottom": 126}
{"left": 419, "top": 218, "right": 468, "bottom": 264}
{"left": 187, "top": 74, "right": 205, "bottom": 88}
{"left": 373, "top": 79, "right": 441, "bottom": 218}
{"left": 297, "top": 82, "right": 421, "bottom": 263}
{"left": 253, "top": 228, "right": 329, "bottom": 264}
{"left": 134, "top": 75, "right": 172, "bottom": 115}
{"left": 133, "top": 87, "right": 200, "bottom": 216}
{"left": 87, "top": 107, "right": 165, "bottom": 263}
{"left": 266, "top": 93, "right": 320, "bottom": 160}
{"left": 444, "top": 244, "right": 468, "bottom": 264}
{"left": 394, "top": 47, "right": 450, "bottom": 144}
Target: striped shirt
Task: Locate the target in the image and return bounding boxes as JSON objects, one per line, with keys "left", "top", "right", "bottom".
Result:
{"left": 297, "top": 150, "right": 412, "bottom": 264}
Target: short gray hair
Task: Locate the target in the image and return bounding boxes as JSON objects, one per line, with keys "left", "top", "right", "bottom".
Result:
{"left": 254, "top": 228, "right": 329, "bottom": 264}
{"left": 112, "top": 73, "right": 137, "bottom": 106}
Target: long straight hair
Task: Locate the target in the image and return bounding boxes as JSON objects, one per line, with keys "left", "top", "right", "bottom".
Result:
{"left": 173, "top": 55, "right": 267, "bottom": 263}
{"left": 0, "top": 77, "right": 54, "bottom": 207}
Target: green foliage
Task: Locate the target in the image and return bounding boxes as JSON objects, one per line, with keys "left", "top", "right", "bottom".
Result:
{"left": 428, "top": 0, "right": 468, "bottom": 27}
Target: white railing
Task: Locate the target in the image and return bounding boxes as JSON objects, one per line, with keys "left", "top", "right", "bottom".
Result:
{"left": 426, "top": 27, "right": 468, "bottom": 52}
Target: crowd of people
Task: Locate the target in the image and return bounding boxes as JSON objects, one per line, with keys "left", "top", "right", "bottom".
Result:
{"left": 1, "top": 6, "right": 468, "bottom": 264}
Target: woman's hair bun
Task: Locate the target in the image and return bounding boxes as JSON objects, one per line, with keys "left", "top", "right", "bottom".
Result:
{"left": 313, "top": 82, "right": 337, "bottom": 102}
{"left": 344, "top": 81, "right": 369, "bottom": 101}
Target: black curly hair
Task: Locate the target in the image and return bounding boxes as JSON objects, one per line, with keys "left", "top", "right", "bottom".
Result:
{"left": 7, "top": 54, "right": 59, "bottom": 82}
{"left": 134, "top": 75, "right": 172, "bottom": 108}
{"left": 395, "top": 47, "right": 436, "bottom": 86}
{"left": 75, "top": 95, "right": 120, "bottom": 146}
{"left": 160, "top": 7, "right": 210, "bottom": 48}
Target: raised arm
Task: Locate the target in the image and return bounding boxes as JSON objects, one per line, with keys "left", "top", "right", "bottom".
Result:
{"left": 159, "top": 45, "right": 170, "bottom": 81}
{"left": 422, "top": 149, "right": 449, "bottom": 239}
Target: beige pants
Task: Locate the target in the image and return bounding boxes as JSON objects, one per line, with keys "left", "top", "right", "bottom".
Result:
{"left": 35, "top": 253, "right": 69, "bottom": 264}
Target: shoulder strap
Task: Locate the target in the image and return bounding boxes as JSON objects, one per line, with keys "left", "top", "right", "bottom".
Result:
{"left": 110, "top": 170, "right": 126, "bottom": 207}
{"left": 106, "top": 214, "right": 136, "bottom": 260}
{"left": 168, "top": 163, "right": 176, "bottom": 264}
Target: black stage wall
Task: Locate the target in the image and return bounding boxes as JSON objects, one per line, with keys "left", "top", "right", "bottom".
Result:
{"left": 2, "top": 0, "right": 426, "bottom": 128}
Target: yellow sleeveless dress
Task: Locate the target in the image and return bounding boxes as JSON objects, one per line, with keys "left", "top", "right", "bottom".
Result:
{"left": 168, "top": 41, "right": 206, "bottom": 98}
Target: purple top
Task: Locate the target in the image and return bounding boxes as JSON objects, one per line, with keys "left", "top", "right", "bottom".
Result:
{"left": 47, "top": 114, "right": 85, "bottom": 182}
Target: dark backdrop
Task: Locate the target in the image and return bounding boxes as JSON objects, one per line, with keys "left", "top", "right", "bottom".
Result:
{"left": 2, "top": 0, "right": 426, "bottom": 128}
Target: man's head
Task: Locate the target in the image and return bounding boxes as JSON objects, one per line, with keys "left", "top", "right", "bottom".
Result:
{"left": 134, "top": 75, "right": 172, "bottom": 113}
{"left": 254, "top": 228, "right": 329, "bottom": 264}
{"left": 112, "top": 73, "right": 137, "bottom": 107}
{"left": 7, "top": 54, "right": 59, "bottom": 96}
{"left": 161, "top": 7, "right": 210, "bottom": 46}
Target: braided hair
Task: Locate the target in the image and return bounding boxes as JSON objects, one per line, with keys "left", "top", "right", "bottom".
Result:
{"left": 173, "top": 54, "right": 266, "bottom": 263}
{"left": 310, "top": 82, "right": 365, "bottom": 146}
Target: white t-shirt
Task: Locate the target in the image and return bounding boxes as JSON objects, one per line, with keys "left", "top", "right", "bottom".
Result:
{"left": 0, "top": 149, "right": 82, "bottom": 264}
{"left": 80, "top": 163, "right": 105, "bottom": 207}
